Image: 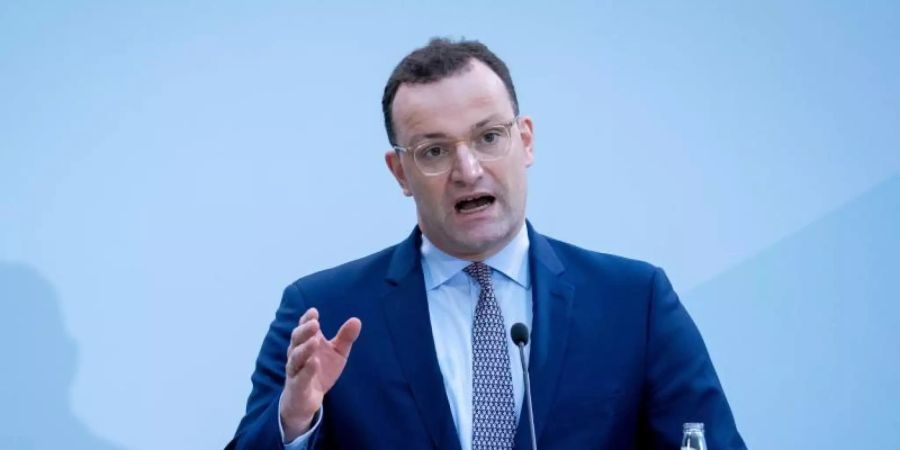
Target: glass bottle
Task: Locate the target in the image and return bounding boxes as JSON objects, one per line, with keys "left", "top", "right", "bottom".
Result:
{"left": 681, "top": 422, "right": 707, "bottom": 450}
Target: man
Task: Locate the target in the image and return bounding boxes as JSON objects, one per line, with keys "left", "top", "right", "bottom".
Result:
{"left": 227, "top": 38, "right": 746, "bottom": 450}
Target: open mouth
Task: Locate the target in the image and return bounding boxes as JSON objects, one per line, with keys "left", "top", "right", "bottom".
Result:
{"left": 455, "top": 195, "right": 496, "bottom": 213}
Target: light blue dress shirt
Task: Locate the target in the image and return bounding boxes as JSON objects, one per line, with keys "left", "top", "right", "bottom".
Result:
{"left": 282, "top": 224, "right": 533, "bottom": 449}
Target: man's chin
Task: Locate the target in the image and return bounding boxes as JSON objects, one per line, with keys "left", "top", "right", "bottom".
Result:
{"left": 447, "top": 226, "right": 514, "bottom": 259}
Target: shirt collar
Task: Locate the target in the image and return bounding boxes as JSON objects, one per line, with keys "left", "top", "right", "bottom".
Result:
{"left": 420, "top": 223, "right": 531, "bottom": 290}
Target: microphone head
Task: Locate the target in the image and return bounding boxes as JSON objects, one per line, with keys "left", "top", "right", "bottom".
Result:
{"left": 510, "top": 322, "right": 530, "bottom": 346}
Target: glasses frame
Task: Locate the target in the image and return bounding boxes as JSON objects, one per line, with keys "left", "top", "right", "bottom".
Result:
{"left": 392, "top": 116, "right": 521, "bottom": 176}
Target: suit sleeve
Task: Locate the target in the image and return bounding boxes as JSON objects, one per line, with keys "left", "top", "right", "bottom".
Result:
{"left": 639, "top": 267, "right": 747, "bottom": 450}
{"left": 226, "top": 284, "right": 322, "bottom": 450}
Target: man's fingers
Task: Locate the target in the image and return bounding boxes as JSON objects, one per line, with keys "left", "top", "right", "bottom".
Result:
{"left": 289, "top": 319, "right": 320, "bottom": 352}
{"left": 299, "top": 307, "right": 319, "bottom": 325}
{"left": 330, "top": 318, "right": 362, "bottom": 357}
{"left": 287, "top": 337, "right": 320, "bottom": 377}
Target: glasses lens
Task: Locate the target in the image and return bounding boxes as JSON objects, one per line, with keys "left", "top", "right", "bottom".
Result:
{"left": 413, "top": 142, "right": 454, "bottom": 175}
{"left": 472, "top": 124, "right": 512, "bottom": 161}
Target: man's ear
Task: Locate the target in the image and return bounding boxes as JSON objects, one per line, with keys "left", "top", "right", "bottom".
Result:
{"left": 518, "top": 116, "right": 535, "bottom": 167}
{"left": 385, "top": 150, "right": 413, "bottom": 197}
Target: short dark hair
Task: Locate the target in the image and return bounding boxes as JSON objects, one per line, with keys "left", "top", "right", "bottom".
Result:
{"left": 382, "top": 38, "right": 520, "bottom": 146}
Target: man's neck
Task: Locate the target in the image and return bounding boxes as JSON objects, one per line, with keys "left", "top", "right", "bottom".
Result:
{"left": 420, "top": 220, "right": 527, "bottom": 262}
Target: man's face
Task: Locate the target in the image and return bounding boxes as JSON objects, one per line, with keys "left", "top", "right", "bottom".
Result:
{"left": 385, "top": 59, "right": 534, "bottom": 261}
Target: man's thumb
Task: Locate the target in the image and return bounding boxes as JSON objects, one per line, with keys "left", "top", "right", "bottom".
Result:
{"left": 331, "top": 318, "right": 362, "bottom": 356}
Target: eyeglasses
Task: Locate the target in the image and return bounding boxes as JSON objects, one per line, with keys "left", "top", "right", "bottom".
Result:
{"left": 392, "top": 117, "right": 520, "bottom": 176}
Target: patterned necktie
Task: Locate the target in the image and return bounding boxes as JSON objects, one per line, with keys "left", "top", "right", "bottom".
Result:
{"left": 464, "top": 262, "right": 517, "bottom": 450}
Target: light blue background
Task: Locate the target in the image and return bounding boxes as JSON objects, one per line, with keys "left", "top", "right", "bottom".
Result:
{"left": 2, "top": 1, "right": 898, "bottom": 449}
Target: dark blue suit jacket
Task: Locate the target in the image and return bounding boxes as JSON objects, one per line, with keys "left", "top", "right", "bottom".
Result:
{"left": 228, "top": 224, "right": 746, "bottom": 449}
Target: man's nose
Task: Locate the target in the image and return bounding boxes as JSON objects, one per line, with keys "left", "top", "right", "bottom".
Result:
{"left": 449, "top": 143, "right": 483, "bottom": 184}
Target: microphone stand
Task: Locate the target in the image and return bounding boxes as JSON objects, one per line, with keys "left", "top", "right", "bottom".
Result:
{"left": 515, "top": 339, "right": 538, "bottom": 450}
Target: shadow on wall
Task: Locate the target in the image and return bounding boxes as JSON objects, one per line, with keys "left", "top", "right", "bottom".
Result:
{"left": 687, "top": 174, "right": 900, "bottom": 450}
{"left": 0, "top": 262, "right": 125, "bottom": 450}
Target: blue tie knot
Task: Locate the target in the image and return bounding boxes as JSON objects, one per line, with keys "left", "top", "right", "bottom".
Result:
{"left": 464, "top": 262, "right": 493, "bottom": 289}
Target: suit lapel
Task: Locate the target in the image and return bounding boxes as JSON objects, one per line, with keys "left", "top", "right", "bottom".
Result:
{"left": 381, "top": 228, "right": 462, "bottom": 450}
{"left": 515, "top": 224, "right": 575, "bottom": 449}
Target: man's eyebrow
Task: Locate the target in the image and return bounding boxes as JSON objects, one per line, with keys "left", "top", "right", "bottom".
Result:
{"left": 471, "top": 115, "right": 502, "bottom": 130}
{"left": 406, "top": 115, "right": 504, "bottom": 144}
{"left": 407, "top": 131, "right": 449, "bottom": 144}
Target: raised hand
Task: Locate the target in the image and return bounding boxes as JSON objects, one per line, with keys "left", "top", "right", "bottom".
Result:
{"left": 279, "top": 307, "right": 362, "bottom": 441}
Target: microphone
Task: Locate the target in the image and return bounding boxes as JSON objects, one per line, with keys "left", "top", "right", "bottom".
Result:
{"left": 511, "top": 322, "right": 537, "bottom": 450}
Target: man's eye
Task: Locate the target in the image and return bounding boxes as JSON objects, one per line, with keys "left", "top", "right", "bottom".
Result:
{"left": 481, "top": 130, "right": 502, "bottom": 144}
{"left": 418, "top": 145, "right": 448, "bottom": 159}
